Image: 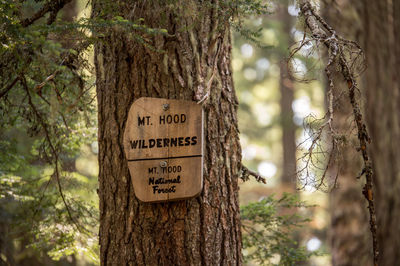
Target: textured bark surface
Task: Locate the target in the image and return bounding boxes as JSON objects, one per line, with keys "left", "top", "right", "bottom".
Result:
{"left": 92, "top": 1, "right": 242, "bottom": 265}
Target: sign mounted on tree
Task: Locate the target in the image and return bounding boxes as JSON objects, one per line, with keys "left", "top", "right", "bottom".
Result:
{"left": 123, "top": 97, "right": 204, "bottom": 202}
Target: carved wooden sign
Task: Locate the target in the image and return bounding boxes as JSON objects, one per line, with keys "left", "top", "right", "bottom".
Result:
{"left": 123, "top": 97, "right": 204, "bottom": 202}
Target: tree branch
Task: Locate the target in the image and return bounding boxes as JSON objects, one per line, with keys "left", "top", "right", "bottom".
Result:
{"left": 0, "top": 77, "right": 20, "bottom": 100}
{"left": 22, "top": 76, "right": 88, "bottom": 235}
{"left": 241, "top": 164, "right": 266, "bottom": 184}
{"left": 298, "top": 0, "right": 379, "bottom": 264}
{"left": 21, "top": 0, "right": 73, "bottom": 27}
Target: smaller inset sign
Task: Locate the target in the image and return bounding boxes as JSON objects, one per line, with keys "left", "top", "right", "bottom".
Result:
{"left": 123, "top": 97, "right": 203, "bottom": 202}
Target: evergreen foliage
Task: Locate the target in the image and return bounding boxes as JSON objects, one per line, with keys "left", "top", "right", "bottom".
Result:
{"left": 241, "top": 193, "right": 319, "bottom": 265}
{"left": 0, "top": 0, "right": 99, "bottom": 263}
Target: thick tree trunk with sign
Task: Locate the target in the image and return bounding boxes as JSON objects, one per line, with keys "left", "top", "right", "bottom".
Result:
{"left": 92, "top": 1, "right": 242, "bottom": 265}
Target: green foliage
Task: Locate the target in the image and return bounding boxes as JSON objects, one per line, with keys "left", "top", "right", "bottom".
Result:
{"left": 0, "top": 130, "right": 99, "bottom": 263}
{"left": 227, "top": 0, "right": 274, "bottom": 47}
{"left": 241, "top": 193, "right": 319, "bottom": 265}
{"left": 0, "top": 0, "right": 100, "bottom": 263}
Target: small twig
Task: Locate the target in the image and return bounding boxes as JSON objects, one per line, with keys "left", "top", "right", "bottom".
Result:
{"left": 34, "top": 72, "right": 59, "bottom": 92}
{"left": 66, "top": 82, "right": 94, "bottom": 112}
{"left": 241, "top": 164, "right": 266, "bottom": 184}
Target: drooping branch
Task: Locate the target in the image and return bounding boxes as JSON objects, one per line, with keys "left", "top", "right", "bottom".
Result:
{"left": 22, "top": 77, "right": 89, "bottom": 235}
{"left": 296, "top": 0, "right": 379, "bottom": 264}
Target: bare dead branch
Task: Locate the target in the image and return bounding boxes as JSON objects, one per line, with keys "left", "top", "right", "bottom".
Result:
{"left": 296, "top": 0, "right": 379, "bottom": 264}
{"left": 241, "top": 164, "right": 267, "bottom": 184}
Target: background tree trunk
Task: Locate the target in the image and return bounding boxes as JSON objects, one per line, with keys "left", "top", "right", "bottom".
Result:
{"left": 360, "top": 0, "right": 400, "bottom": 265}
{"left": 328, "top": 83, "right": 372, "bottom": 266}
{"left": 325, "top": 0, "right": 400, "bottom": 265}
{"left": 323, "top": 1, "right": 372, "bottom": 265}
{"left": 279, "top": 0, "right": 297, "bottom": 191}
{"left": 92, "top": 1, "right": 242, "bottom": 265}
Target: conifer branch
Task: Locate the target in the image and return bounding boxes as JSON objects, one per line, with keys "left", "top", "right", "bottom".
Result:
{"left": 22, "top": 76, "right": 89, "bottom": 235}
{"left": 21, "top": 0, "right": 73, "bottom": 27}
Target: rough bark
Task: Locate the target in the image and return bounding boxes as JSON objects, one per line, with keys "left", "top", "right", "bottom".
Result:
{"left": 92, "top": 1, "right": 242, "bottom": 265}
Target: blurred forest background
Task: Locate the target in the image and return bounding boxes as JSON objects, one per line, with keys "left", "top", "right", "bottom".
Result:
{"left": 1, "top": 0, "right": 399, "bottom": 265}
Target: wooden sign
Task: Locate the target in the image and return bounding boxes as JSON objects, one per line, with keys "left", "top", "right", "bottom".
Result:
{"left": 123, "top": 97, "right": 204, "bottom": 202}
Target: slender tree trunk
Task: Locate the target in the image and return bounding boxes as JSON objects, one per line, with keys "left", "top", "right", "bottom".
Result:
{"left": 92, "top": 1, "right": 242, "bottom": 265}
{"left": 278, "top": 0, "right": 297, "bottom": 190}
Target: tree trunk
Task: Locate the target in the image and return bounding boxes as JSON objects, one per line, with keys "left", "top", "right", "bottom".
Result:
{"left": 278, "top": 0, "right": 297, "bottom": 191}
{"left": 360, "top": 0, "right": 400, "bottom": 265}
{"left": 92, "top": 1, "right": 242, "bottom": 265}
